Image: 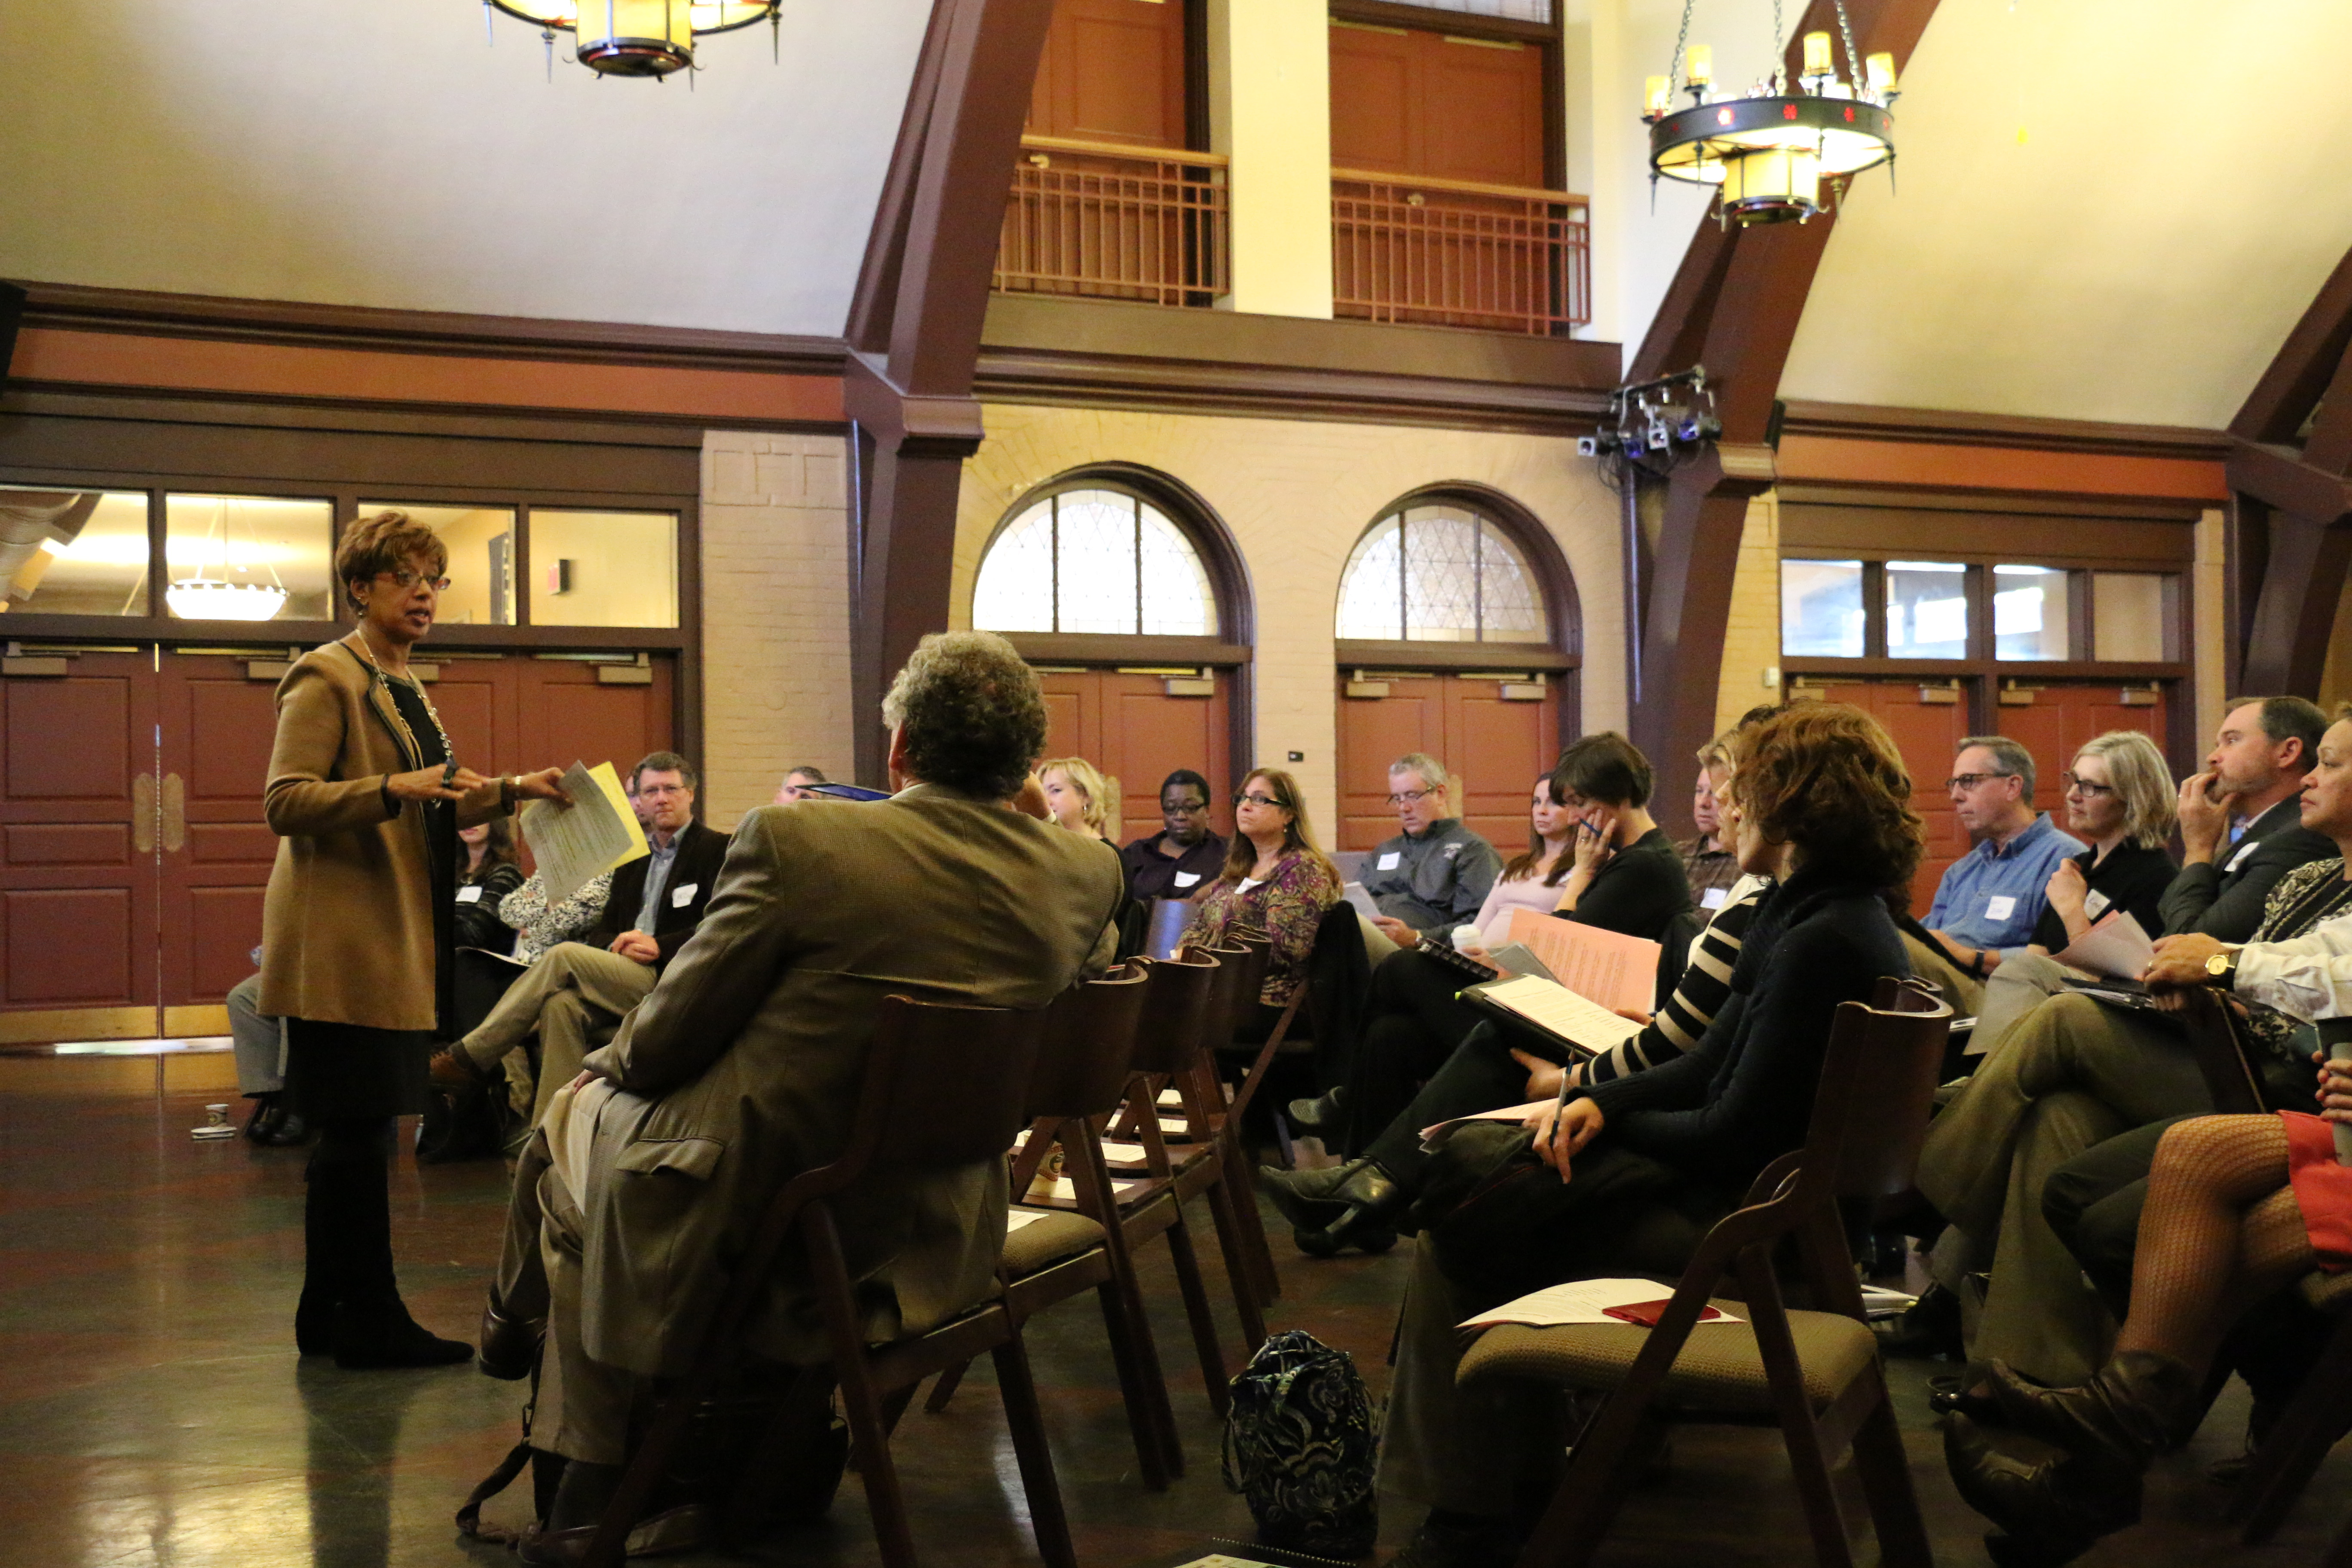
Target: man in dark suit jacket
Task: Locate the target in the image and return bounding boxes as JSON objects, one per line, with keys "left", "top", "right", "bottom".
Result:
{"left": 2158, "top": 696, "right": 2335, "bottom": 940}
{"left": 435, "top": 750, "right": 729, "bottom": 1127}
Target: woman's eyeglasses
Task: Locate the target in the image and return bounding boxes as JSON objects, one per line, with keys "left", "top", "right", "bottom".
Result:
{"left": 377, "top": 569, "right": 450, "bottom": 592}
{"left": 1238, "top": 791, "right": 1287, "bottom": 809}
{"left": 2062, "top": 773, "right": 2116, "bottom": 798}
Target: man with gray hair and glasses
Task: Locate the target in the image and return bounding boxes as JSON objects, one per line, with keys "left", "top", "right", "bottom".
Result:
{"left": 1360, "top": 751, "right": 1503, "bottom": 948}
{"left": 1918, "top": 735, "right": 2085, "bottom": 1012}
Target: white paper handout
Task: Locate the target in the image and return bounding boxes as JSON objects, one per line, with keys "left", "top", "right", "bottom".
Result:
{"left": 1504, "top": 911, "right": 1662, "bottom": 1015}
{"left": 1342, "top": 882, "right": 1383, "bottom": 919}
{"left": 2054, "top": 910, "right": 2155, "bottom": 981}
{"left": 1459, "top": 1277, "right": 1743, "bottom": 1330}
{"left": 518, "top": 760, "right": 649, "bottom": 908}
{"left": 1466, "top": 974, "right": 1646, "bottom": 1056}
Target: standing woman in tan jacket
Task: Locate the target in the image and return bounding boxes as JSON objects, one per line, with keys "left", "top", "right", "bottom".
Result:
{"left": 260, "top": 511, "right": 565, "bottom": 1368}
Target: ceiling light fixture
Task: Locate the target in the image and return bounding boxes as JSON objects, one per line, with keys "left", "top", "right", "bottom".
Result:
{"left": 1644, "top": 0, "right": 1897, "bottom": 227}
{"left": 167, "top": 499, "right": 289, "bottom": 623}
{"left": 484, "top": 1, "right": 781, "bottom": 80}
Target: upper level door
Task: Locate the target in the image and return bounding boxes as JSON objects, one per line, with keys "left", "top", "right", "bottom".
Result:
{"left": 1029, "top": 0, "right": 1190, "bottom": 147}
{"left": 1335, "top": 671, "right": 1560, "bottom": 852}
{"left": 0, "top": 651, "right": 160, "bottom": 1042}
{"left": 1329, "top": 20, "right": 1548, "bottom": 184}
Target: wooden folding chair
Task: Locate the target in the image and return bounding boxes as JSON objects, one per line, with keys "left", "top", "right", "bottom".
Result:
{"left": 1456, "top": 977, "right": 1952, "bottom": 1568}
{"left": 2178, "top": 988, "right": 2268, "bottom": 1115}
{"left": 1171, "top": 931, "right": 1287, "bottom": 1313}
{"left": 579, "top": 996, "right": 1069, "bottom": 1568}
{"left": 925, "top": 964, "right": 1182, "bottom": 1485}
{"left": 2230, "top": 1268, "right": 2352, "bottom": 1543}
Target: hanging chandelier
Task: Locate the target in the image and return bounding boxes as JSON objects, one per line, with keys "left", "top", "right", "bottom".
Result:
{"left": 484, "top": 1, "right": 780, "bottom": 79}
{"left": 165, "top": 499, "right": 288, "bottom": 622}
{"left": 1644, "top": 0, "right": 1897, "bottom": 227}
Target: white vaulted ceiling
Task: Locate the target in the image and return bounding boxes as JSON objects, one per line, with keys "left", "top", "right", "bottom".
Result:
{"left": 0, "top": 0, "right": 931, "bottom": 336}
{"left": 1779, "top": 0, "right": 2352, "bottom": 429}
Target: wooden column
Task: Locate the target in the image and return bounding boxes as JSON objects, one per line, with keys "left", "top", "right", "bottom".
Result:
{"left": 845, "top": 0, "right": 1057, "bottom": 783}
{"left": 1623, "top": 0, "right": 1940, "bottom": 829}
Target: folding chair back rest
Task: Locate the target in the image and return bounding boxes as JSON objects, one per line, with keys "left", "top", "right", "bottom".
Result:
{"left": 1129, "top": 953, "right": 1218, "bottom": 1075}
{"left": 1026, "top": 965, "right": 1151, "bottom": 1120}
{"left": 2180, "top": 989, "right": 2267, "bottom": 1115}
{"left": 1182, "top": 940, "right": 1250, "bottom": 1042}
{"left": 1213, "top": 940, "right": 1273, "bottom": 1039}
{"left": 864, "top": 995, "right": 1049, "bottom": 1174}
{"left": 1804, "top": 978, "right": 1954, "bottom": 1202}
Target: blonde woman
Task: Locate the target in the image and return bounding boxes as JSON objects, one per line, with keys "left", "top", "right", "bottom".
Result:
{"left": 1184, "top": 767, "right": 1343, "bottom": 1039}
{"left": 1039, "top": 755, "right": 1121, "bottom": 847}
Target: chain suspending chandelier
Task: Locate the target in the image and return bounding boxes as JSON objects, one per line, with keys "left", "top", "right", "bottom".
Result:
{"left": 485, "top": 1, "right": 780, "bottom": 79}
{"left": 1644, "top": 0, "right": 1897, "bottom": 226}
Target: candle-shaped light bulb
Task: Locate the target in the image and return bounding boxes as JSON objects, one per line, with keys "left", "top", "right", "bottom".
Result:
{"left": 1865, "top": 51, "right": 1897, "bottom": 96}
{"left": 1685, "top": 44, "right": 1712, "bottom": 88}
{"left": 1801, "top": 31, "right": 1833, "bottom": 77}
{"left": 1645, "top": 74, "right": 1672, "bottom": 115}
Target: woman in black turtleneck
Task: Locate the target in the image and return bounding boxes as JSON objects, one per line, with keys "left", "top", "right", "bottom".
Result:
{"left": 1376, "top": 703, "right": 1926, "bottom": 1568}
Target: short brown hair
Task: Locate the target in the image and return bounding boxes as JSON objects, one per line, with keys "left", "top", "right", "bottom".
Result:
{"left": 631, "top": 750, "right": 698, "bottom": 793}
{"left": 1733, "top": 704, "right": 1924, "bottom": 893}
{"left": 335, "top": 511, "right": 447, "bottom": 613}
{"left": 1553, "top": 731, "right": 1652, "bottom": 808}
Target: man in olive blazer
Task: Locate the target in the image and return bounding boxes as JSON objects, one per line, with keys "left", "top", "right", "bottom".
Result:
{"left": 485, "top": 633, "right": 1123, "bottom": 1542}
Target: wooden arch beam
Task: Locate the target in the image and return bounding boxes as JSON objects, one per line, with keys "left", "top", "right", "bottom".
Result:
{"left": 2230, "top": 242, "right": 2352, "bottom": 697}
{"left": 845, "top": 0, "right": 1056, "bottom": 782}
{"left": 1623, "top": 0, "right": 1940, "bottom": 828}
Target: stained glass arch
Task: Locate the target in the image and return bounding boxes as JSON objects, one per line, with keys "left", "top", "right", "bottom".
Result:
{"left": 972, "top": 480, "right": 1223, "bottom": 638}
{"left": 1335, "top": 496, "right": 1554, "bottom": 644}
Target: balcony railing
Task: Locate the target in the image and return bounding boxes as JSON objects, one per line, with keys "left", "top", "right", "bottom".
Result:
{"left": 995, "top": 135, "right": 1230, "bottom": 309}
{"left": 1330, "top": 168, "right": 1589, "bottom": 336}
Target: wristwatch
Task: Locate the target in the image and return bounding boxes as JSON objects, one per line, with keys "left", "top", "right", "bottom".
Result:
{"left": 2205, "top": 949, "right": 2240, "bottom": 990}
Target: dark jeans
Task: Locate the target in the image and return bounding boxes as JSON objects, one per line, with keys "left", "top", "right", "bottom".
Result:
{"left": 1365, "top": 1020, "right": 1537, "bottom": 1190}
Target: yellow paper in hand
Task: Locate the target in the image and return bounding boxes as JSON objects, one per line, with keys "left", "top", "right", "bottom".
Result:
{"left": 584, "top": 761, "right": 650, "bottom": 873}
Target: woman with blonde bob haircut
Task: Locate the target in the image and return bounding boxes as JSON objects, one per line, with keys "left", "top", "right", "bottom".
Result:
{"left": 1038, "top": 755, "right": 1120, "bottom": 845}
{"left": 1377, "top": 703, "right": 1923, "bottom": 1565}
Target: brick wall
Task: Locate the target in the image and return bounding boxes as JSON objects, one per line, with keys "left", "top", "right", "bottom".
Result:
{"left": 1712, "top": 492, "right": 1783, "bottom": 738}
{"left": 698, "top": 430, "right": 853, "bottom": 830}
{"left": 951, "top": 404, "right": 1626, "bottom": 836}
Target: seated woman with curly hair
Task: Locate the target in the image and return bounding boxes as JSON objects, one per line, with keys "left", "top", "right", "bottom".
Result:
{"left": 1378, "top": 703, "right": 1924, "bottom": 1568}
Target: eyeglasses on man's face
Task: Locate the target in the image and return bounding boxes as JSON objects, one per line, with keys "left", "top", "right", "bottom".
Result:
{"left": 1238, "top": 790, "right": 1287, "bottom": 810}
{"left": 1944, "top": 772, "right": 2017, "bottom": 792}
{"left": 2062, "top": 773, "right": 2116, "bottom": 799}
{"left": 377, "top": 568, "right": 450, "bottom": 593}
{"left": 1387, "top": 787, "right": 1438, "bottom": 806}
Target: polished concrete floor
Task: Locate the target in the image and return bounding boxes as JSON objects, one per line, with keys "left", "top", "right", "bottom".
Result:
{"left": 3, "top": 1086, "right": 2346, "bottom": 1568}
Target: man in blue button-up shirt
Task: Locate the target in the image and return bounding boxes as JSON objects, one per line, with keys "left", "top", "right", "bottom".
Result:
{"left": 1924, "top": 735, "right": 2085, "bottom": 993}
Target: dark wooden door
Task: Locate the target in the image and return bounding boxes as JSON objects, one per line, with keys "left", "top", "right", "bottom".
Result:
{"left": 0, "top": 651, "right": 160, "bottom": 1043}
{"left": 1028, "top": 0, "right": 1188, "bottom": 147}
{"left": 514, "top": 657, "right": 676, "bottom": 795}
{"left": 1036, "top": 668, "right": 1234, "bottom": 844}
{"left": 1809, "top": 680, "right": 1974, "bottom": 919}
{"left": 156, "top": 654, "right": 280, "bottom": 1030}
{"left": 1329, "top": 22, "right": 1547, "bottom": 184}
{"left": 1335, "top": 672, "right": 1560, "bottom": 852}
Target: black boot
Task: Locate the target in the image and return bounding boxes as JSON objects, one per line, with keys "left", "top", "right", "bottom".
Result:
{"left": 1286, "top": 1086, "right": 1346, "bottom": 1136}
{"left": 295, "top": 1137, "right": 341, "bottom": 1355}
{"left": 1944, "top": 1414, "right": 2141, "bottom": 1566}
{"left": 1983, "top": 1351, "right": 2205, "bottom": 1469}
{"left": 1257, "top": 1158, "right": 1401, "bottom": 1256}
{"left": 312, "top": 1119, "right": 471, "bottom": 1370}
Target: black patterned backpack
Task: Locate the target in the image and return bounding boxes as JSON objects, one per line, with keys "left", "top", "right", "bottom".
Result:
{"left": 1222, "top": 1329, "right": 1380, "bottom": 1556}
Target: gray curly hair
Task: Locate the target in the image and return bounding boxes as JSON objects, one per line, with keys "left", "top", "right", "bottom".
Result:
{"left": 881, "top": 630, "right": 1050, "bottom": 799}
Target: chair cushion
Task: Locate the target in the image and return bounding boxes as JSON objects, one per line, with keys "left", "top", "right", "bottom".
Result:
{"left": 1456, "top": 1304, "right": 1880, "bottom": 1416}
{"left": 2300, "top": 1269, "right": 2352, "bottom": 1314}
{"left": 1001, "top": 1210, "right": 1104, "bottom": 1277}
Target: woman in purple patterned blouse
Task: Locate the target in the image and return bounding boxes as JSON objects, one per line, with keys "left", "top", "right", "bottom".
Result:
{"left": 1185, "top": 766, "right": 1343, "bottom": 1037}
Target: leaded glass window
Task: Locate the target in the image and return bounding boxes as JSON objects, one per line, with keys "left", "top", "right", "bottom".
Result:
{"left": 972, "top": 487, "right": 1216, "bottom": 637}
{"left": 1335, "top": 503, "right": 1550, "bottom": 643}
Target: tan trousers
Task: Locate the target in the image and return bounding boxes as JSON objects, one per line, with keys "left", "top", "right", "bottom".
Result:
{"left": 459, "top": 941, "right": 655, "bottom": 1128}
{"left": 497, "top": 1111, "right": 637, "bottom": 1466}
{"left": 1915, "top": 992, "right": 2210, "bottom": 1384}
{"left": 1900, "top": 932, "right": 1986, "bottom": 1019}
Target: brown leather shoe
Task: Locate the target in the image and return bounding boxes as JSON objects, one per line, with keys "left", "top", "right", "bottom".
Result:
{"left": 477, "top": 1293, "right": 545, "bottom": 1381}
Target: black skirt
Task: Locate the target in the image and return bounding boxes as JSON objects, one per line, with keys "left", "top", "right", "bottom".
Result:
{"left": 284, "top": 1017, "right": 432, "bottom": 1122}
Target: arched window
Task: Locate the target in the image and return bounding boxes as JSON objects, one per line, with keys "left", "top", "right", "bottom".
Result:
{"left": 1335, "top": 499, "right": 1549, "bottom": 643}
{"left": 973, "top": 485, "right": 1219, "bottom": 637}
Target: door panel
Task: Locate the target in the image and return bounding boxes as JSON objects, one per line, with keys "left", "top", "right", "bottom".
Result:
{"left": 1810, "top": 681, "right": 1973, "bottom": 919}
{"left": 157, "top": 655, "right": 280, "bottom": 1017}
{"left": 1997, "top": 684, "right": 2171, "bottom": 817}
{"left": 1335, "top": 672, "right": 1562, "bottom": 852}
{"left": 1035, "top": 668, "right": 1235, "bottom": 843}
{"left": 426, "top": 662, "right": 505, "bottom": 776}
{"left": 0, "top": 652, "right": 159, "bottom": 1040}
{"left": 517, "top": 660, "right": 675, "bottom": 787}
{"left": 1329, "top": 23, "right": 1546, "bottom": 186}
{"left": 1028, "top": 0, "right": 1188, "bottom": 147}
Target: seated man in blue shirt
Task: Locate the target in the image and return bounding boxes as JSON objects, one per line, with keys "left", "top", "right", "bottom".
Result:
{"left": 1920, "top": 735, "right": 2084, "bottom": 1009}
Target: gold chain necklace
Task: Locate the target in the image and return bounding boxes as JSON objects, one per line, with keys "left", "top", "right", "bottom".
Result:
{"left": 346, "top": 630, "right": 453, "bottom": 770}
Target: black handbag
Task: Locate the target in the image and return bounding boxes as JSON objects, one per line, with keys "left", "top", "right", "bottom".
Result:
{"left": 1222, "top": 1329, "right": 1380, "bottom": 1557}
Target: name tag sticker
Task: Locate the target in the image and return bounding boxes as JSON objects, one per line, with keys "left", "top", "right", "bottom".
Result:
{"left": 671, "top": 882, "right": 698, "bottom": 908}
{"left": 1376, "top": 851, "right": 1403, "bottom": 871}
{"left": 1985, "top": 895, "right": 2017, "bottom": 921}
{"left": 2084, "top": 889, "right": 2110, "bottom": 919}
{"left": 2226, "top": 839, "right": 2258, "bottom": 872}
{"left": 1442, "top": 842, "right": 1463, "bottom": 859}
{"left": 1173, "top": 871, "right": 1201, "bottom": 888}
{"left": 455, "top": 885, "right": 484, "bottom": 904}
{"left": 1701, "top": 886, "right": 1728, "bottom": 910}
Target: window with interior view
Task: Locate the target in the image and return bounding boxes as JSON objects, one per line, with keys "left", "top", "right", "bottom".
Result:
{"left": 0, "top": 487, "right": 149, "bottom": 616}
{"left": 1335, "top": 501, "right": 1548, "bottom": 643}
{"left": 971, "top": 486, "right": 1218, "bottom": 637}
{"left": 1778, "top": 555, "right": 2180, "bottom": 664}
{"left": 165, "top": 494, "right": 334, "bottom": 622}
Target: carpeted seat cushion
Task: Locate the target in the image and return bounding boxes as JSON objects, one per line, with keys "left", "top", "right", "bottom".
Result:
{"left": 1001, "top": 1210, "right": 1105, "bottom": 1277}
{"left": 1456, "top": 1302, "right": 1880, "bottom": 1416}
